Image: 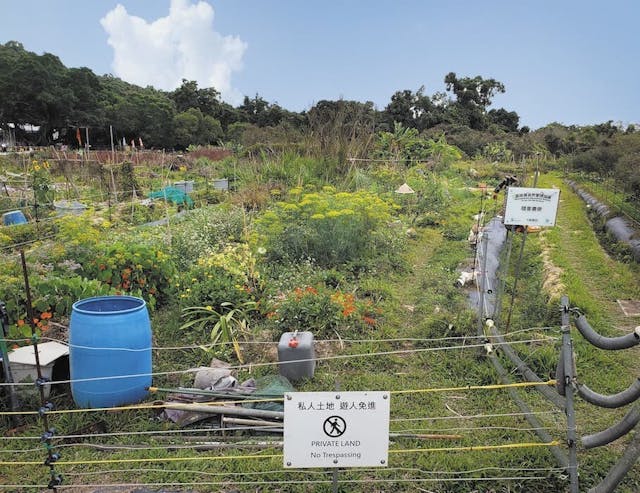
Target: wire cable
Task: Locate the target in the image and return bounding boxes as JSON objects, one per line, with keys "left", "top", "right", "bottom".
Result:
{"left": 0, "top": 337, "right": 555, "bottom": 388}
{"left": 0, "top": 440, "right": 562, "bottom": 466}
{"left": 391, "top": 410, "right": 563, "bottom": 423}
{"left": 0, "top": 409, "right": 565, "bottom": 442}
{"left": 0, "top": 476, "right": 556, "bottom": 490}
{"left": 59, "top": 464, "right": 565, "bottom": 479}
{"left": 391, "top": 425, "right": 559, "bottom": 434}
{"left": 0, "top": 379, "right": 556, "bottom": 416}
{"left": 25, "top": 325, "right": 558, "bottom": 352}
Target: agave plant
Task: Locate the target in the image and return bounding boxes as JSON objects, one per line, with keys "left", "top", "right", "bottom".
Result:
{"left": 180, "top": 301, "right": 256, "bottom": 363}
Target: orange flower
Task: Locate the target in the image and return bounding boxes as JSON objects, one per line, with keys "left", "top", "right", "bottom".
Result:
{"left": 17, "top": 319, "right": 25, "bottom": 327}
{"left": 363, "top": 316, "right": 376, "bottom": 326}
{"left": 33, "top": 318, "right": 39, "bottom": 325}
{"left": 342, "top": 305, "right": 356, "bottom": 317}
{"left": 40, "top": 312, "right": 52, "bottom": 320}
{"left": 305, "top": 286, "right": 318, "bottom": 295}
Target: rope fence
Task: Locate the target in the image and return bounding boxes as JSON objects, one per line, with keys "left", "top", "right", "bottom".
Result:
{"left": 0, "top": 380, "right": 556, "bottom": 416}
{"left": 0, "top": 410, "right": 564, "bottom": 443}
{"left": 0, "top": 337, "right": 554, "bottom": 390}
{"left": 0, "top": 441, "right": 562, "bottom": 466}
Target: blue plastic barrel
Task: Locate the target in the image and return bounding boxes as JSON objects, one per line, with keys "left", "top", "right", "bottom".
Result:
{"left": 70, "top": 296, "right": 152, "bottom": 408}
{"left": 2, "top": 210, "right": 27, "bottom": 226}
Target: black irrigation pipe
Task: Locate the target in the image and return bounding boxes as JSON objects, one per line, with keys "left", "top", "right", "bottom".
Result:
{"left": 485, "top": 349, "right": 569, "bottom": 470}
{"left": 572, "top": 314, "right": 640, "bottom": 351}
{"left": 581, "top": 404, "right": 640, "bottom": 449}
{"left": 486, "top": 321, "right": 565, "bottom": 410}
{"left": 589, "top": 427, "right": 640, "bottom": 493}
{"left": 566, "top": 179, "right": 640, "bottom": 262}
{"left": 576, "top": 379, "right": 640, "bottom": 409}
{"left": 569, "top": 308, "right": 640, "bottom": 490}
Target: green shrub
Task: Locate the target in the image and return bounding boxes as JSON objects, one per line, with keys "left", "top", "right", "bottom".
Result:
{"left": 255, "top": 187, "right": 398, "bottom": 268}
{"left": 258, "top": 152, "right": 327, "bottom": 187}
{"left": 83, "top": 240, "right": 176, "bottom": 310}
{"left": 267, "top": 284, "right": 380, "bottom": 338}
{"left": 118, "top": 202, "right": 172, "bottom": 225}
{"left": 30, "top": 159, "right": 54, "bottom": 211}
{"left": 0, "top": 267, "right": 114, "bottom": 343}
{"left": 171, "top": 204, "right": 247, "bottom": 269}
{"left": 405, "top": 165, "right": 451, "bottom": 215}
{"left": 30, "top": 276, "right": 115, "bottom": 319}
{"left": 36, "top": 211, "right": 107, "bottom": 268}
{"left": 176, "top": 243, "right": 259, "bottom": 311}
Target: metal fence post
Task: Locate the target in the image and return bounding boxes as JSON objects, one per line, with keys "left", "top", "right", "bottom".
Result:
{"left": 561, "top": 296, "right": 579, "bottom": 493}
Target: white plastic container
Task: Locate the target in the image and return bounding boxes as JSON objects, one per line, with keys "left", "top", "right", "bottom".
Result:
{"left": 54, "top": 200, "right": 87, "bottom": 216}
{"left": 174, "top": 181, "right": 194, "bottom": 193}
{"left": 8, "top": 341, "right": 69, "bottom": 398}
{"left": 213, "top": 178, "right": 229, "bottom": 191}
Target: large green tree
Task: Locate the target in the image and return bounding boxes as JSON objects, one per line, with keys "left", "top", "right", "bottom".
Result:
{"left": 169, "top": 79, "right": 220, "bottom": 116}
{"left": 444, "top": 72, "right": 506, "bottom": 130}
{"left": 0, "top": 42, "right": 76, "bottom": 142}
{"left": 173, "top": 108, "right": 223, "bottom": 149}
{"left": 382, "top": 87, "right": 447, "bottom": 132}
{"left": 100, "top": 76, "right": 175, "bottom": 148}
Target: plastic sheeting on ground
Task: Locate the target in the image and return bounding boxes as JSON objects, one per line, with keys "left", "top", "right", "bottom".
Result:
{"left": 471, "top": 216, "right": 507, "bottom": 319}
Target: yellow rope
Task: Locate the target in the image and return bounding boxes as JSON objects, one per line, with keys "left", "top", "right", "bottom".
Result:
{"left": 0, "top": 380, "right": 556, "bottom": 416}
{"left": 0, "top": 453, "right": 283, "bottom": 466}
{"left": 0, "top": 397, "right": 283, "bottom": 416}
{"left": 0, "top": 441, "right": 562, "bottom": 466}
{"left": 388, "top": 441, "right": 563, "bottom": 454}
{"left": 391, "top": 380, "right": 557, "bottom": 395}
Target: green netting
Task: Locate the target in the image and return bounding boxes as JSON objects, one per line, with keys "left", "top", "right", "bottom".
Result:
{"left": 243, "top": 374, "right": 295, "bottom": 412}
{"left": 148, "top": 186, "right": 194, "bottom": 207}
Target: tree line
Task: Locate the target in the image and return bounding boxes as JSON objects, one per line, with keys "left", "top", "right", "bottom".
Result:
{"left": 0, "top": 41, "right": 519, "bottom": 149}
{"left": 1, "top": 41, "right": 639, "bottom": 198}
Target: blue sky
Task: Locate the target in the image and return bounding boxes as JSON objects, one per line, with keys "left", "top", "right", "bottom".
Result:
{"left": 1, "top": 0, "right": 638, "bottom": 129}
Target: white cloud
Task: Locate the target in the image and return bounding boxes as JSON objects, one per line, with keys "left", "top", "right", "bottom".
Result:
{"left": 100, "top": 0, "right": 247, "bottom": 102}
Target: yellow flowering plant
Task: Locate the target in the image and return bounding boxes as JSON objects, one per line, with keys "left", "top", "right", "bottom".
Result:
{"left": 255, "top": 188, "right": 398, "bottom": 268}
{"left": 176, "top": 243, "right": 260, "bottom": 311}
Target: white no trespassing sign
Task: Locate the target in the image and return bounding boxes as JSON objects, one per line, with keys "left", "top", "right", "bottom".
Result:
{"left": 283, "top": 391, "right": 390, "bottom": 468}
{"left": 504, "top": 187, "right": 560, "bottom": 226}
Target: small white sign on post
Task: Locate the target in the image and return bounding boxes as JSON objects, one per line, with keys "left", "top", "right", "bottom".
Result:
{"left": 504, "top": 187, "right": 560, "bottom": 226}
{"left": 284, "top": 391, "right": 390, "bottom": 468}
